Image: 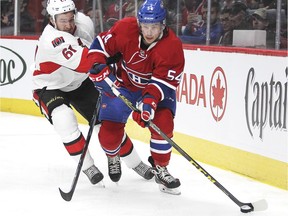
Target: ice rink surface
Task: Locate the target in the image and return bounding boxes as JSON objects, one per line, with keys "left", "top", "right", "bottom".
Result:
{"left": 0, "top": 112, "right": 287, "bottom": 216}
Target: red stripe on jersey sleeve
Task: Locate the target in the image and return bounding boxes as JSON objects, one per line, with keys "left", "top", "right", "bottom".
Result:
{"left": 87, "top": 50, "right": 107, "bottom": 66}
{"left": 76, "top": 47, "right": 109, "bottom": 73}
{"left": 74, "top": 47, "right": 92, "bottom": 73}
{"left": 33, "top": 62, "right": 61, "bottom": 76}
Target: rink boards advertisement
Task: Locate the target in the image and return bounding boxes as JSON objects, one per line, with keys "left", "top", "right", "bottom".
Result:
{"left": 0, "top": 38, "right": 287, "bottom": 189}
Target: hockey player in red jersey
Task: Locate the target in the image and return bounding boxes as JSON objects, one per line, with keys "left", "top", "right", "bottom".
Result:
{"left": 32, "top": 0, "right": 104, "bottom": 185}
{"left": 88, "top": 0, "right": 185, "bottom": 195}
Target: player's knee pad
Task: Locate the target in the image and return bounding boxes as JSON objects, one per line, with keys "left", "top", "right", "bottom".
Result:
{"left": 99, "top": 120, "right": 125, "bottom": 155}
{"left": 51, "top": 104, "right": 81, "bottom": 144}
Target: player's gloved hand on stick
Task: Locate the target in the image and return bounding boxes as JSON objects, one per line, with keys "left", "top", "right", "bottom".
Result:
{"left": 132, "top": 95, "right": 157, "bottom": 128}
{"left": 89, "top": 64, "right": 119, "bottom": 97}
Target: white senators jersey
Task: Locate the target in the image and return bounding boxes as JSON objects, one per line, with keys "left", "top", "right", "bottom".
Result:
{"left": 32, "top": 12, "right": 95, "bottom": 92}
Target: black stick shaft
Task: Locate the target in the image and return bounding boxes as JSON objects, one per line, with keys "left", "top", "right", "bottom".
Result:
{"left": 148, "top": 121, "right": 248, "bottom": 208}
{"left": 59, "top": 92, "right": 101, "bottom": 201}
{"left": 113, "top": 87, "right": 252, "bottom": 210}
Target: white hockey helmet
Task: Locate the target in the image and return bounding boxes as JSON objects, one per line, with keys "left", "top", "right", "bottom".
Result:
{"left": 46, "top": 0, "right": 76, "bottom": 20}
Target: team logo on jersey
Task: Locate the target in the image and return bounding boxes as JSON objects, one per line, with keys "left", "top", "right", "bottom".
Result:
{"left": 139, "top": 50, "right": 146, "bottom": 57}
{"left": 127, "top": 50, "right": 147, "bottom": 64}
{"left": 52, "top": 36, "right": 65, "bottom": 48}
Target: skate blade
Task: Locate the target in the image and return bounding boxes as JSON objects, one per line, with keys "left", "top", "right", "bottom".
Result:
{"left": 158, "top": 184, "right": 181, "bottom": 195}
{"left": 98, "top": 180, "right": 105, "bottom": 188}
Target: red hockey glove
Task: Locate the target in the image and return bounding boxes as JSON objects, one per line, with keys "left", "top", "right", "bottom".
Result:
{"left": 89, "top": 64, "right": 119, "bottom": 96}
{"left": 132, "top": 95, "right": 157, "bottom": 128}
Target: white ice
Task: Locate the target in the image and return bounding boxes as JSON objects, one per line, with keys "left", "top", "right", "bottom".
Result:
{"left": 0, "top": 112, "right": 287, "bottom": 216}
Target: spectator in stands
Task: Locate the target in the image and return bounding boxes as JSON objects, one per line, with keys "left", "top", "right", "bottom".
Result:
{"left": 124, "top": 0, "right": 144, "bottom": 17}
{"left": 1, "top": 1, "right": 14, "bottom": 35}
{"left": 182, "top": 0, "right": 206, "bottom": 34}
{"left": 246, "top": 0, "right": 259, "bottom": 9}
{"left": 252, "top": 8, "right": 269, "bottom": 31}
{"left": 124, "top": 0, "right": 135, "bottom": 17}
{"left": 180, "top": 2, "right": 223, "bottom": 44}
{"left": 251, "top": 7, "right": 275, "bottom": 48}
{"left": 103, "top": 0, "right": 128, "bottom": 29}
{"left": 19, "top": 0, "right": 35, "bottom": 34}
{"left": 0, "top": 0, "right": 35, "bottom": 35}
{"left": 164, "top": 0, "right": 187, "bottom": 35}
{"left": 229, "top": 0, "right": 252, "bottom": 31}
{"left": 219, "top": 0, "right": 252, "bottom": 46}
{"left": 252, "top": 7, "right": 287, "bottom": 49}
{"left": 218, "top": 7, "right": 233, "bottom": 45}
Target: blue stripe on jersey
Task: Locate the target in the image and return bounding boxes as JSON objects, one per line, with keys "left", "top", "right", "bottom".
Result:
{"left": 102, "top": 144, "right": 121, "bottom": 156}
{"left": 90, "top": 37, "right": 103, "bottom": 51}
{"left": 150, "top": 141, "right": 172, "bottom": 151}
{"left": 149, "top": 78, "right": 176, "bottom": 100}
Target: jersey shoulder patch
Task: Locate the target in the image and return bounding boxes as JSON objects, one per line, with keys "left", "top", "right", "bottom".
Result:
{"left": 52, "top": 36, "right": 65, "bottom": 48}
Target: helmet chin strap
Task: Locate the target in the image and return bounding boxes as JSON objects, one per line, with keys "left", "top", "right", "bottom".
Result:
{"left": 54, "top": 19, "right": 59, "bottom": 30}
{"left": 50, "top": 16, "right": 58, "bottom": 30}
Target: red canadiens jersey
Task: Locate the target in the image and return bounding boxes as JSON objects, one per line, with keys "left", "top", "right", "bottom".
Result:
{"left": 32, "top": 12, "right": 95, "bottom": 92}
{"left": 90, "top": 17, "right": 185, "bottom": 94}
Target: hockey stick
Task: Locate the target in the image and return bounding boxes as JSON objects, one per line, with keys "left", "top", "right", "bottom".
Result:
{"left": 59, "top": 92, "right": 102, "bottom": 201}
{"left": 104, "top": 77, "right": 268, "bottom": 213}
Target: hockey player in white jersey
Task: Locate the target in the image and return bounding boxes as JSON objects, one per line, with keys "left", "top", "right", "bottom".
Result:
{"left": 32, "top": 0, "right": 104, "bottom": 185}
{"left": 32, "top": 0, "right": 153, "bottom": 186}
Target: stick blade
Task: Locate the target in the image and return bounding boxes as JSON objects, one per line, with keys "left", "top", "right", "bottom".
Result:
{"left": 59, "top": 188, "right": 73, "bottom": 202}
{"left": 252, "top": 199, "right": 268, "bottom": 211}
{"left": 240, "top": 199, "right": 268, "bottom": 213}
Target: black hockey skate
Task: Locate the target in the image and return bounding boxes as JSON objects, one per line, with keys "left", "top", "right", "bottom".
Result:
{"left": 107, "top": 154, "right": 122, "bottom": 182}
{"left": 132, "top": 161, "right": 154, "bottom": 180}
{"left": 152, "top": 165, "right": 181, "bottom": 195}
{"left": 83, "top": 164, "right": 104, "bottom": 185}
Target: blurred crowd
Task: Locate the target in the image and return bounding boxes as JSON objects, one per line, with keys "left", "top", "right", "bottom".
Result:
{"left": 1, "top": 0, "right": 287, "bottom": 49}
